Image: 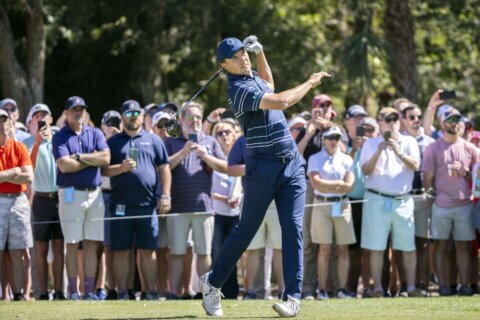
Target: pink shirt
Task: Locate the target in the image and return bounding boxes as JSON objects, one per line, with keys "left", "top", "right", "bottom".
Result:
{"left": 422, "top": 138, "right": 478, "bottom": 208}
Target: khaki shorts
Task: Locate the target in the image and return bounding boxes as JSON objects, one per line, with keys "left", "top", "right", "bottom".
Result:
{"left": 58, "top": 188, "right": 105, "bottom": 244}
{"left": 157, "top": 216, "right": 169, "bottom": 248}
{"left": 0, "top": 193, "right": 33, "bottom": 250}
{"left": 248, "top": 203, "right": 282, "bottom": 250}
{"left": 311, "top": 198, "right": 356, "bottom": 245}
{"left": 361, "top": 191, "right": 415, "bottom": 251}
{"left": 413, "top": 195, "right": 431, "bottom": 239}
{"left": 167, "top": 214, "right": 214, "bottom": 255}
{"left": 431, "top": 203, "right": 475, "bottom": 241}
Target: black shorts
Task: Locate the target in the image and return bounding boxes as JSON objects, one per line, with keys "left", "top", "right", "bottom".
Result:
{"left": 32, "top": 194, "right": 64, "bottom": 241}
{"left": 349, "top": 199, "right": 363, "bottom": 249}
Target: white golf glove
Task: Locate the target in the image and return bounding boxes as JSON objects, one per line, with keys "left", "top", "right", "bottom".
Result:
{"left": 242, "top": 35, "right": 263, "bottom": 54}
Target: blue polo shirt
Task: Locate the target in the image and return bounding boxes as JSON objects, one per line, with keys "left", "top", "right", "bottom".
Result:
{"left": 227, "top": 135, "right": 247, "bottom": 189}
{"left": 164, "top": 133, "right": 225, "bottom": 213}
{"left": 226, "top": 71, "right": 296, "bottom": 158}
{"left": 52, "top": 124, "right": 109, "bottom": 188}
{"left": 108, "top": 130, "right": 169, "bottom": 207}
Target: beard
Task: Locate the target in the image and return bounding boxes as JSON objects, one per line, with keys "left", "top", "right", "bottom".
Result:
{"left": 125, "top": 121, "right": 141, "bottom": 131}
{"left": 445, "top": 126, "right": 458, "bottom": 135}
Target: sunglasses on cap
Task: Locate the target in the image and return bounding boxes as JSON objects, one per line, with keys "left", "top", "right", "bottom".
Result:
{"left": 124, "top": 111, "right": 141, "bottom": 118}
{"left": 408, "top": 115, "right": 422, "bottom": 121}
{"left": 444, "top": 116, "right": 462, "bottom": 124}
{"left": 324, "top": 135, "right": 341, "bottom": 141}
{"left": 185, "top": 114, "right": 202, "bottom": 121}
{"left": 156, "top": 118, "right": 169, "bottom": 128}
{"left": 215, "top": 129, "right": 232, "bottom": 137}
{"left": 384, "top": 115, "right": 399, "bottom": 123}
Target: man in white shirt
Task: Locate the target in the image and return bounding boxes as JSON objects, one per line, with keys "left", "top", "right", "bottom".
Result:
{"left": 359, "top": 107, "right": 421, "bottom": 297}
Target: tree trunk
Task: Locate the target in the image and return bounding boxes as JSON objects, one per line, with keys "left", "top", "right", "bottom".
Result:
{"left": 0, "top": 0, "right": 45, "bottom": 120}
{"left": 384, "top": 0, "right": 417, "bottom": 101}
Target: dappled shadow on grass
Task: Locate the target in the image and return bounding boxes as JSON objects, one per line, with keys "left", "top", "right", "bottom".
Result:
{"left": 81, "top": 316, "right": 278, "bottom": 320}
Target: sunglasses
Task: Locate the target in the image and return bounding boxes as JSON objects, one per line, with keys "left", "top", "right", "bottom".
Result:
{"left": 3, "top": 107, "right": 17, "bottom": 113}
{"left": 444, "top": 116, "right": 461, "bottom": 124}
{"left": 290, "top": 127, "right": 303, "bottom": 132}
{"left": 408, "top": 115, "right": 422, "bottom": 121}
{"left": 124, "top": 111, "right": 141, "bottom": 118}
{"left": 215, "top": 129, "right": 232, "bottom": 137}
{"left": 186, "top": 114, "right": 202, "bottom": 121}
{"left": 384, "top": 115, "right": 399, "bottom": 123}
{"left": 363, "top": 127, "right": 375, "bottom": 133}
{"left": 325, "top": 135, "right": 341, "bottom": 141}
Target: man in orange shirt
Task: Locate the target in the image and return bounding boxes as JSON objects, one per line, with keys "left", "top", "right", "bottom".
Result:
{"left": 0, "top": 109, "right": 33, "bottom": 301}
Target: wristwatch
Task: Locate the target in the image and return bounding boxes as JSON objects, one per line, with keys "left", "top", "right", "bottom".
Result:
{"left": 75, "top": 153, "right": 82, "bottom": 163}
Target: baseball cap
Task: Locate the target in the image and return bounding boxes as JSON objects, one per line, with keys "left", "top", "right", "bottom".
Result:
{"left": 322, "top": 125, "right": 342, "bottom": 138}
{"left": 101, "top": 110, "right": 122, "bottom": 124}
{"left": 362, "top": 117, "right": 379, "bottom": 131}
{"left": 216, "top": 37, "right": 244, "bottom": 62}
{"left": 26, "top": 103, "right": 51, "bottom": 124}
{"left": 144, "top": 103, "right": 158, "bottom": 114}
{"left": 0, "top": 98, "right": 17, "bottom": 110}
{"left": 441, "top": 108, "right": 462, "bottom": 122}
{"left": 288, "top": 116, "right": 306, "bottom": 128}
{"left": 312, "top": 94, "right": 332, "bottom": 108}
{"left": 471, "top": 131, "right": 480, "bottom": 140}
{"left": 345, "top": 105, "right": 368, "bottom": 119}
{"left": 121, "top": 100, "right": 142, "bottom": 114}
{"left": 436, "top": 104, "right": 452, "bottom": 121}
{"left": 158, "top": 102, "right": 178, "bottom": 113}
{"left": 65, "top": 96, "right": 87, "bottom": 109}
{"left": 152, "top": 111, "right": 171, "bottom": 127}
{"left": 378, "top": 107, "right": 399, "bottom": 121}
{"left": 0, "top": 109, "right": 8, "bottom": 118}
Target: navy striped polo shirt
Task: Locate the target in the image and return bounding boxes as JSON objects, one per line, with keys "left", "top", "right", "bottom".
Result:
{"left": 226, "top": 71, "right": 296, "bottom": 158}
{"left": 164, "top": 133, "right": 225, "bottom": 213}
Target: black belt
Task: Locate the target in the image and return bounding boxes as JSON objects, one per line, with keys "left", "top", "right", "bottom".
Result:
{"left": 366, "top": 189, "right": 407, "bottom": 200}
{"left": 60, "top": 186, "right": 98, "bottom": 192}
{"left": 34, "top": 192, "right": 58, "bottom": 199}
{"left": 409, "top": 188, "right": 425, "bottom": 195}
{"left": 102, "top": 189, "right": 112, "bottom": 194}
{"left": 0, "top": 192, "right": 22, "bottom": 198}
{"left": 315, "top": 195, "right": 347, "bottom": 202}
{"left": 250, "top": 153, "right": 296, "bottom": 164}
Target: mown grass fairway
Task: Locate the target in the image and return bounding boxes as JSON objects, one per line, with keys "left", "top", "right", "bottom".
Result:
{"left": 1, "top": 298, "right": 479, "bottom": 319}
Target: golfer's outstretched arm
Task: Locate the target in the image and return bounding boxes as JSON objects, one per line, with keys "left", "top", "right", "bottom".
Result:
{"left": 256, "top": 51, "right": 274, "bottom": 90}
{"left": 260, "top": 72, "right": 331, "bottom": 111}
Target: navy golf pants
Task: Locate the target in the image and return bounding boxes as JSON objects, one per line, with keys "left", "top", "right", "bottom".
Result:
{"left": 209, "top": 153, "right": 306, "bottom": 300}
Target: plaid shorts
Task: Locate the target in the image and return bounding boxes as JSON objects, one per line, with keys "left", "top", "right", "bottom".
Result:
{"left": 0, "top": 193, "right": 33, "bottom": 250}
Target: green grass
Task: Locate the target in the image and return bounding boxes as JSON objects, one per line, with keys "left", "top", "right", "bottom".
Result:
{"left": 1, "top": 298, "right": 479, "bottom": 319}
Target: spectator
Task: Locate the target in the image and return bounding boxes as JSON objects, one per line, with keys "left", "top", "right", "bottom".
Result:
{"left": 392, "top": 98, "right": 411, "bottom": 132}
{"left": 143, "top": 103, "right": 159, "bottom": 133}
{"left": 401, "top": 103, "right": 435, "bottom": 296}
{"left": 52, "top": 96, "right": 110, "bottom": 300}
{"left": 345, "top": 114, "right": 379, "bottom": 296}
{"left": 295, "top": 94, "right": 347, "bottom": 300}
{"left": 24, "top": 104, "right": 66, "bottom": 301}
{"left": 288, "top": 116, "right": 306, "bottom": 141}
{"left": 103, "top": 100, "right": 171, "bottom": 300}
{"left": 0, "top": 98, "right": 31, "bottom": 143}
{"left": 211, "top": 120, "right": 242, "bottom": 299}
{"left": 152, "top": 111, "right": 172, "bottom": 141}
{"left": 359, "top": 107, "right": 421, "bottom": 297}
{"left": 307, "top": 125, "right": 356, "bottom": 299}
{"left": 164, "top": 102, "right": 227, "bottom": 299}
{"left": 422, "top": 90, "right": 450, "bottom": 138}
{"left": 0, "top": 108, "right": 33, "bottom": 301}
{"left": 422, "top": 108, "right": 478, "bottom": 296}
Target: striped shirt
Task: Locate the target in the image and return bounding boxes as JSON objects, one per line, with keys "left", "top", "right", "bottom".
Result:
{"left": 227, "top": 72, "right": 296, "bottom": 158}
{"left": 164, "top": 133, "right": 225, "bottom": 213}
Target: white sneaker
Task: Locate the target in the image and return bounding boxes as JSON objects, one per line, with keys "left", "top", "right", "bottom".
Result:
{"left": 200, "top": 272, "right": 224, "bottom": 317}
{"left": 272, "top": 295, "right": 301, "bottom": 317}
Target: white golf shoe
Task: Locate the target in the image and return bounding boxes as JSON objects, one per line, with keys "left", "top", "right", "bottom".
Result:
{"left": 272, "top": 295, "right": 301, "bottom": 317}
{"left": 200, "top": 272, "right": 224, "bottom": 317}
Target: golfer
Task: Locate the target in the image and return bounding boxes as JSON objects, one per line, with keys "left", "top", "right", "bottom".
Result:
{"left": 200, "top": 35, "right": 330, "bottom": 317}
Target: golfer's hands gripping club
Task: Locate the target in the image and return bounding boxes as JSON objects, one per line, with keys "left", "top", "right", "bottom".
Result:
{"left": 308, "top": 72, "right": 332, "bottom": 88}
{"left": 243, "top": 35, "right": 263, "bottom": 54}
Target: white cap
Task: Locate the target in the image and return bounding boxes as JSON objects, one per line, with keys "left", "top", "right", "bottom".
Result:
{"left": 0, "top": 109, "right": 8, "bottom": 118}
{"left": 362, "top": 117, "right": 379, "bottom": 131}
{"left": 26, "top": 103, "right": 51, "bottom": 124}
{"left": 288, "top": 116, "right": 306, "bottom": 128}
{"left": 152, "top": 111, "right": 171, "bottom": 127}
{"left": 323, "top": 125, "right": 342, "bottom": 137}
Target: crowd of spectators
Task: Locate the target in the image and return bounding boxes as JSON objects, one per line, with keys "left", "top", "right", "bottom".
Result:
{"left": 0, "top": 89, "right": 479, "bottom": 301}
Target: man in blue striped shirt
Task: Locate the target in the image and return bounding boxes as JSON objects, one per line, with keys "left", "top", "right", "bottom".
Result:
{"left": 200, "top": 35, "right": 330, "bottom": 317}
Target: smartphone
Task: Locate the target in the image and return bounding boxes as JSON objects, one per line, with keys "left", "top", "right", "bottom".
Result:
{"left": 128, "top": 147, "right": 139, "bottom": 162}
{"left": 188, "top": 132, "right": 198, "bottom": 143}
{"left": 383, "top": 131, "right": 392, "bottom": 141}
{"left": 38, "top": 120, "right": 46, "bottom": 131}
{"left": 356, "top": 126, "right": 365, "bottom": 137}
{"left": 439, "top": 90, "right": 456, "bottom": 100}
{"left": 312, "top": 108, "right": 323, "bottom": 118}
{"left": 109, "top": 117, "right": 121, "bottom": 129}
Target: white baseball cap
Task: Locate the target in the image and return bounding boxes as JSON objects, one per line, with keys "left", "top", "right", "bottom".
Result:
{"left": 152, "top": 111, "right": 171, "bottom": 127}
{"left": 26, "top": 103, "right": 51, "bottom": 124}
